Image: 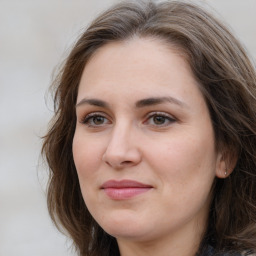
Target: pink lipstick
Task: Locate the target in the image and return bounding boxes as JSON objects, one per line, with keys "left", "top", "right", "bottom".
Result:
{"left": 101, "top": 179, "right": 153, "bottom": 200}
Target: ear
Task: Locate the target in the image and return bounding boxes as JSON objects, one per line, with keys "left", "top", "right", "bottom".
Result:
{"left": 215, "top": 150, "right": 238, "bottom": 179}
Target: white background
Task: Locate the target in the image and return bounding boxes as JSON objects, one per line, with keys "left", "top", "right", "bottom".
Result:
{"left": 1, "top": 1, "right": 255, "bottom": 255}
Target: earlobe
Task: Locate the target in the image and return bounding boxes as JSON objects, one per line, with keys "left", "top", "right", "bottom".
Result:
{"left": 215, "top": 151, "right": 237, "bottom": 179}
{"left": 215, "top": 154, "right": 227, "bottom": 178}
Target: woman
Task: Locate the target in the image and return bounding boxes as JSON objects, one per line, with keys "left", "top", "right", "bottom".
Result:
{"left": 42, "top": 1, "right": 256, "bottom": 255}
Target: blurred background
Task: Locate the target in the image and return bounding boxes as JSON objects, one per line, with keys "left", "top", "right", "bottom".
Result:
{"left": 0, "top": 0, "right": 255, "bottom": 255}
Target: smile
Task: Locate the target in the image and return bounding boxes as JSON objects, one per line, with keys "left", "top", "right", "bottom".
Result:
{"left": 100, "top": 179, "right": 153, "bottom": 200}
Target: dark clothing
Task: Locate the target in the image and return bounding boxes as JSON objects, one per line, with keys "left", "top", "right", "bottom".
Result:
{"left": 200, "top": 245, "right": 255, "bottom": 256}
{"left": 200, "top": 246, "right": 239, "bottom": 255}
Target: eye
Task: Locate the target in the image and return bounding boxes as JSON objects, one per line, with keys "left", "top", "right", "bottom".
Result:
{"left": 144, "top": 112, "right": 176, "bottom": 127}
{"left": 80, "top": 112, "right": 111, "bottom": 127}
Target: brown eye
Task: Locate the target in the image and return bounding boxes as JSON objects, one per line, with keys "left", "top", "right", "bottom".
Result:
{"left": 81, "top": 113, "right": 110, "bottom": 127}
{"left": 153, "top": 115, "right": 166, "bottom": 125}
{"left": 144, "top": 112, "right": 176, "bottom": 127}
{"left": 93, "top": 116, "right": 105, "bottom": 125}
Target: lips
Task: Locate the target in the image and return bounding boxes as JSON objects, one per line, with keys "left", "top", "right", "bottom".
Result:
{"left": 101, "top": 179, "right": 153, "bottom": 200}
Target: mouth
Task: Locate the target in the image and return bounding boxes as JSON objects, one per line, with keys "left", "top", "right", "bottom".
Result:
{"left": 100, "top": 179, "right": 153, "bottom": 200}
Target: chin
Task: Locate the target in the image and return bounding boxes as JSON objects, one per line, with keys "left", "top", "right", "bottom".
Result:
{"left": 105, "top": 227, "right": 150, "bottom": 242}
{"left": 97, "top": 211, "right": 149, "bottom": 240}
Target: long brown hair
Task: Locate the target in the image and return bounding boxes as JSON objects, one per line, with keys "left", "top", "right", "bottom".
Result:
{"left": 42, "top": 1, "right": 256, "bottom": 255}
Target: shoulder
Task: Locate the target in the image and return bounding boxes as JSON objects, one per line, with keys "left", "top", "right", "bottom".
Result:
{"left": 241, "top": 250, "right": 256, "bottom": 256}
{"left": 200, "top": 246, "right": 256, "bottom": 256}
{"left": 198, "top": 244, "right": 256, "bottom": 256}
{"left": 222, "top": 250, "right": 256, "bottom": 256}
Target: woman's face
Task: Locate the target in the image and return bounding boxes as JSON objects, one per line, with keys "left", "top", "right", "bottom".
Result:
{"left": 73, "top": 38, "right": 225, "bottom": 248}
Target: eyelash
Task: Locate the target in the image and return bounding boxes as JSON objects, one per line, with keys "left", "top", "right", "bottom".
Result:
{"left": 79, "top": 111, "right": 176, "bottom": 128}
{"left": 80, "top": 112, "right": 110, "bottom": 127}
{"left": 144, "top": 112, "right": 176, "bottom": 127}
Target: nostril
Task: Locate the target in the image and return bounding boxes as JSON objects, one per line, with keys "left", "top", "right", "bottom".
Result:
{"left": 122, "top": 160, "right": 133, "bottom": 165}
{"left": 102, "top": 148, "right": 142, "bottom": 169}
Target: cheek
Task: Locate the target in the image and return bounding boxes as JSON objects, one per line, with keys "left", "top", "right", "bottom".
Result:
{"left": 147, "top": 132, "right": 217, "bottom": 185}
{"left": 158, "top": 136, "right": 216, "bottom": 208}
{"left": 72, "top": 132, "right": 103, "bottom": 182}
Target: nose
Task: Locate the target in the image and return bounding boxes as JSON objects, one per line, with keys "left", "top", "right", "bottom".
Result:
{"left": 102, "top": 124, "right": 142, "bottom": 169}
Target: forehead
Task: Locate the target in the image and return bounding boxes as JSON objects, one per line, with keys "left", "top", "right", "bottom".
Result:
{"left": 77, "top": 37, "right": 203, "bottom": 107}
{"left": 80, "top": 37, "right": 188, "bottom": 78}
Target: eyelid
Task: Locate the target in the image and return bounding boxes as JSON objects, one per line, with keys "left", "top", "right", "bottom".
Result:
{"left": 143, "top": 111, "right": 177, "bottom": 126}
{"left": 79, "top": 111, "right": 111, "bottom": 124}
{"left": 145, "top": 111, "right": 176, "bottom": 119}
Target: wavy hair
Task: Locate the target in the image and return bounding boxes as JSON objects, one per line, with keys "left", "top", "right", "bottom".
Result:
{"left": 42, "top": 1, "right": 256, "bottom": 255}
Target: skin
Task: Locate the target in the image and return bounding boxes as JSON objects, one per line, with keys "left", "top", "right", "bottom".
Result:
{"left": 73, "top": 37, "right": 226, "bottom": 256}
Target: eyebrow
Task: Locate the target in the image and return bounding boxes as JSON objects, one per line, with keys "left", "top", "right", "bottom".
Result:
{"left": 76, "top": 96, "right": 187, "bottom": 109}
{"left": 76, "top": 98, "right": 110, "bottom": 108}
{"left": 135, "top": 96, "right": 187, "bottom": 108}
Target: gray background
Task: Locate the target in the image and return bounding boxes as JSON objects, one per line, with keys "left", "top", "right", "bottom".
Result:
{"left": 1, "top": 1, "right": 255, "bottom": 255}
